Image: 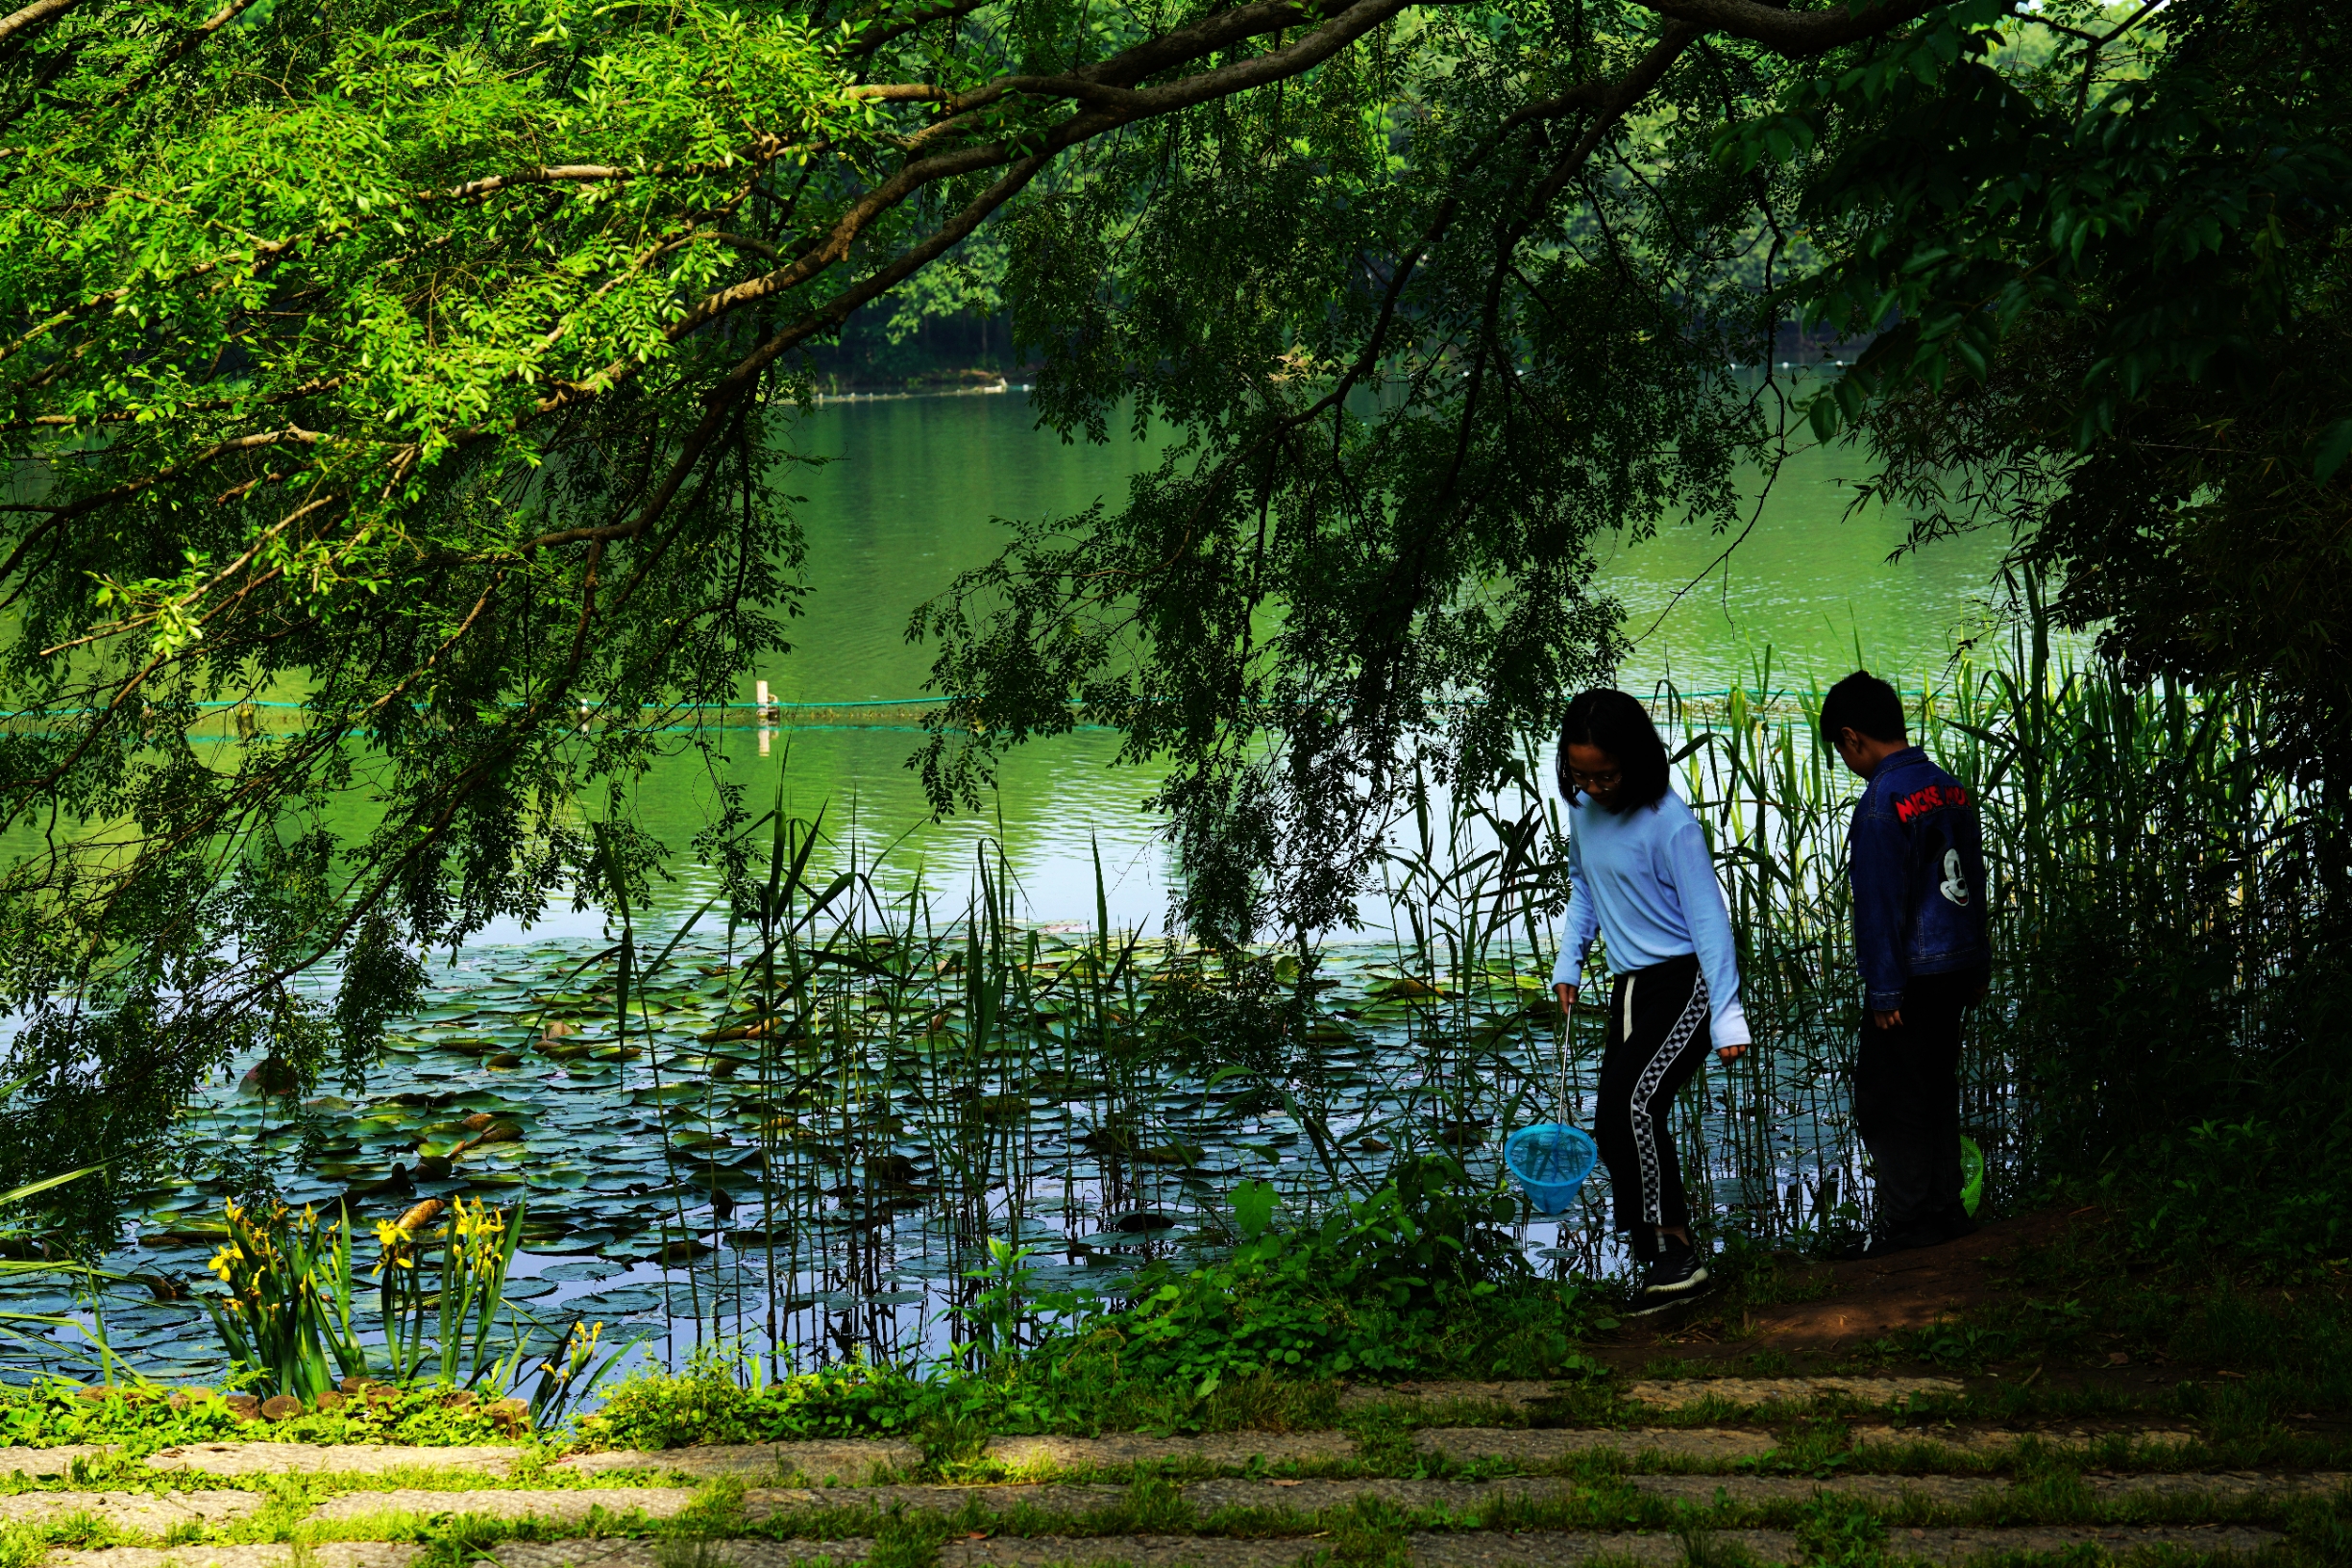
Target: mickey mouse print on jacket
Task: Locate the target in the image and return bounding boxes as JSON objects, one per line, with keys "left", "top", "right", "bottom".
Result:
{"left": 1846, "top": 747, "right": 1991, "bottom": 1013}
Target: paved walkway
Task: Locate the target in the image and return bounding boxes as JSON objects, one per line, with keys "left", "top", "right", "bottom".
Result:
{"left": 3, "top": 1375, "right": 2338, "bottom": 1567}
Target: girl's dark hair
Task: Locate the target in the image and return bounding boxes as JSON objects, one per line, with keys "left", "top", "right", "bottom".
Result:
{"left": 1556, "top": 689, "right": 1672, "bottom": 812}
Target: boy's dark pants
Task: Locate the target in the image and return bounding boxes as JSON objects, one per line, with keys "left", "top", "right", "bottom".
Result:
{"left": 1854, "top": 970, "right": 1974, "bottom": 1240}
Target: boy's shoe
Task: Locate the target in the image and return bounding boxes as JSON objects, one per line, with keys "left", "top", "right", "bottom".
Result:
{"left": 1862, "top": 1222, "right": 1948, "bottom": 1260}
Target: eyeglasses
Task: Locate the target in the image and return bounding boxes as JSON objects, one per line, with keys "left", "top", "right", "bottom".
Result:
{"left": 1569, "top": 768, "right": 1622, "bottom": 789}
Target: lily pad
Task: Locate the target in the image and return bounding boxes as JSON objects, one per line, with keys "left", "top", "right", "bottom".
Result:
{"left": 563, "top": 1286, "right": 665, "bottom": 1318}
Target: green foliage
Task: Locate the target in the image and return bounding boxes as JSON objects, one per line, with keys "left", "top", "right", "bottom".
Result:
{"left": 375, "top": 1196, "right": 527, "bottom": 1389}
{"left": 199, "top": 1192, "right": 630, "bottom": 1413}
{"left": 2127, "top": 1117, "right": 2352, "bottom": 1283}
{"left": 587, "top": 1166, "right": 1605, "bottom": 1450}
{"left": 1746, "top": 0, "right": 2352, "bottom": 778}
{"left": 0, "top": 1380, "right": 523, "bottom": 1449}
{"left": 1097, "top": 1158, "right": 1567, "bottom": 1395}
{"left": 0, "top": 0, "right": 2049, "bottom": 1203}
{"left": 585, "top": 1349, "right": 926, "bottom": 1447}
{"left": 1793, "top": 1497, "right": 1888, "bottom": 1568}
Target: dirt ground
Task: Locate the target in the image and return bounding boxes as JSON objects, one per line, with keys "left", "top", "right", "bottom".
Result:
{"left": 1588, "top": 1206, "right": 2137, "bottom": 1378}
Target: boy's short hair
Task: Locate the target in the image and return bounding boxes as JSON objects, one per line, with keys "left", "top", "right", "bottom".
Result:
{"left": 1820, "top": 671, "right": 1907, "bottom": 746}
{"left": 1557, "top": 688, "right": 1673, "bottom": 812}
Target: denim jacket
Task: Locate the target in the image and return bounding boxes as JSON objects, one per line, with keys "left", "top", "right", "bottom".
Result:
{"left": 1849, "top": 746, "right": 1990, "bottom": 1012}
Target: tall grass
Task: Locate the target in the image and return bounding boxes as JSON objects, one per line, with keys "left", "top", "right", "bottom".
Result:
{"left": 1672, "top": 587, "right": 2344, "bottom": 1229}
{"left": 63, "top": 594, "right": 2325, "bottom": 1394}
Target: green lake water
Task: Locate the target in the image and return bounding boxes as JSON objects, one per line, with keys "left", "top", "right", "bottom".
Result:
{"left": 777, "top": 386, "right": 2010, "bottom": 706}
{"left": 605, "top": 388, "right": 2014, "bottom": 928}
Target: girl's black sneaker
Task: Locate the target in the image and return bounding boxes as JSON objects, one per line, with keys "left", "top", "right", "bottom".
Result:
{"left": 1638, "top": 1237, "right": 1709, "bottom": 1299}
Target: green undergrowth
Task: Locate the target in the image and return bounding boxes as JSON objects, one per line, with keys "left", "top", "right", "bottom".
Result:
{"left": 586, "top": 1164, "right": 1621, "bottom": 1451}
{"left": 1835, "top": 1165, "right": 2352, "bottom": 1445}
{"left": 0, "top": 1382, "right": 534, "bottom": 1454}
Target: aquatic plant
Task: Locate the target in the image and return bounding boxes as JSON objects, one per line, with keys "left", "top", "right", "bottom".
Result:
{"left": 0, "top": 1164, "right": 143, "bottom": 1387}
{"left": 377, "top": 1196, "right": 526, "bottom": 1389}
{"left": 203, "top": 1201, "right": 369, "bottom": 1401}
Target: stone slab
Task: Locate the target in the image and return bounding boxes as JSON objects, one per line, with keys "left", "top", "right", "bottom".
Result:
{"left": 746, "top": 1483, "right": 1131, "bottom": 1518}
{"left": 1188, "top": 1477, "right": 1574, "bottom": 1515}
{"left": 1341, "top": 1382, "right": 1564, "bottom": 1411}
{"left": 1878, "top": 1525, "right": 2283, "bottom": 1564}
{"left": 1851, "top": 1427, "right": 2194, "bottom": 1458}
{"left": 0, "top": 1446, "right": 119, "bottom": 1478}
{"left": 0, "top": 1491, "right": 261, "bottom": 1531}
{"left": 1629, "top": 1475, "right": 2004, "bottom": 1507}
{"left": 1188, "top": 1474, "right": 2009, "bottom": 1516}
{"left": 2083, "top": 1469, "right": 2349, "bottom": 1499}
{"left": 143, "top": 1442, "right": 524, "bottom": 1477}
{"left": 939, "top": 1540, "right": 1321, "bottom": 1568}
{"left": 50, "top": 1550, "right": 419, "bottom": 1568}
{"left": 1416, "top": 1428, "right": 1776, "bottom": 1465}
{"left": 478, "top": 1545, "right": 870, "bottom": 1568}
{"left": 553, "top": 1441, "right": 920, "bottom": 1483}
{"left": 1626, "top": 1378, "right": 1960, "bottom": 1411}
{"left": 1408, "top": 1527, "right": 2285, "bottom": 1565}
{"left": 1409, "top": 1531, "right": 1797, "bottom": 1565}
{"left": 309, "top": 1488, "right": 695, "bottom": 1525}
{"left": 987, "top": 1433, "right": 1356, "bottom": 1472}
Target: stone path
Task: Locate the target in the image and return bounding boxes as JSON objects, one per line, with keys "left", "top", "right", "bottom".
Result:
{"left": 937, "top": 1541, "right": 1317, "bottom": 1568}
{"left": 1339, "top": 1381, "right": 1561, "bottom": 1410}
{"left": 2082, "top": 1469, "right": 2349, "bottom": 1499}
{"left": 0, "top": 1492, "right": 262, "bottom": 1530}
{"left": 0, "top": 1446, "right": 120, "bottom": 1478}
{"left": 144, "top": 1443, "right": 525, "bottom": 1478}
{"left": 1407, "top": 1527, "right": 2288, "bottom": 1565}
{"left": 1411, "top": 1529, "right": 1797, "bottom": 1565}
{"left": 986, "top": 1433, "right": 1356, "bottom": 1471}
{"left": 1623, "top": 1377, "right": 1960, "bottom": 1410}
{"left": 1850, "top": 1425, "right": 2195, "bottom": 1457}
{"left": 552, "top": 1442, "right": 919, "bottom": 1483}
{"left": 308, "top": 1487, "right": 698, "bottom": 1525}
{"left": 0, "top": 1384, "right": 2340, "bottom": 1568}
{"left": 479, "top": 1546, "right": 872, "bottom": 1568}
{"left": 1415, "top": 1427, "right": 1777, "bottom": 1463}
{"left": 52, "top": 1551, "right": 420, "bottom": 1568}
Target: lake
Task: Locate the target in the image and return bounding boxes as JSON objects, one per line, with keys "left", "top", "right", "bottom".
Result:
{"left": 5, "top": 386, "right": 2017, "bottom": 1399}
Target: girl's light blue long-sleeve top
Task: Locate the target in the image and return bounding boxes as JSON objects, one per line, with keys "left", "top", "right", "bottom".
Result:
{"left": 1548, "top": 788, "right": 1751, "bottom": 1047}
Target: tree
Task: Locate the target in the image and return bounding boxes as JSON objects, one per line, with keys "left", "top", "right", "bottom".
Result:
{"left": 0, "top": 0, "right": 1973, "bottom": 1213}
{"left": 1747, "top": 0, "right": 2352, "bottom": 775}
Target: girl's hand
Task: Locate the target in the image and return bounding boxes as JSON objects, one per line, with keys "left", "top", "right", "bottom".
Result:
{"left": 1717, "top": 1043, "right": 1747, "bottom": 1063}
{"left": 1554, "top": 982, "right": 1577, "bottom": 1016}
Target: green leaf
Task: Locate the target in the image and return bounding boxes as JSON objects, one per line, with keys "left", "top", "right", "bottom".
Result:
{"left": 2315, "top": 420, "right": 2352, "bottom": 482}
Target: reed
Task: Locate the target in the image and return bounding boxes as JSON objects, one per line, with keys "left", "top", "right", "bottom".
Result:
{"left": 45, "top": 596, "right": 2335, "bottom": 1398}
{"left": 656, "top": 594, "right": 2339, "bottom": 1380}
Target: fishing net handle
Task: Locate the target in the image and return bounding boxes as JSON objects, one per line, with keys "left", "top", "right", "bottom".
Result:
{"left": 1555, "top": 963, "right": 1580, "bottom": 1127}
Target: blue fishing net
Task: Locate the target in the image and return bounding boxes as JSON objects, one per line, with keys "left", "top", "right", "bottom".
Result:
{"left": 1506, "top": 1123, "right": 1598, "bottom": 1214}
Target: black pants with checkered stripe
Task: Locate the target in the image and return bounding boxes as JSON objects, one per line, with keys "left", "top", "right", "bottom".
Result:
{"left": 1594, "top": 953, "right": 1713, "bottom": 1261}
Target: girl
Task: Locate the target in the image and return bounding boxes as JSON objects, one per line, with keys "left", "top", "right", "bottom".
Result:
{"left": 1551, "top": 689, "right": 1750, "bottom": 1304}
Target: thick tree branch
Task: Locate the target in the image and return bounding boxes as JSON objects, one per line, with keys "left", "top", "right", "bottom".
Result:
{"left": 1632, "top": 0, "right": 1950, "bottom": 56}
{"left": 0, "top": 0, "right": 76, "bottom": 53}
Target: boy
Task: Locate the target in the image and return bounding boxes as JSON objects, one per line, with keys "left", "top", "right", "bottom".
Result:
{"left": 1820, "top": 671, "right": 1990, "bottom": 1257}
